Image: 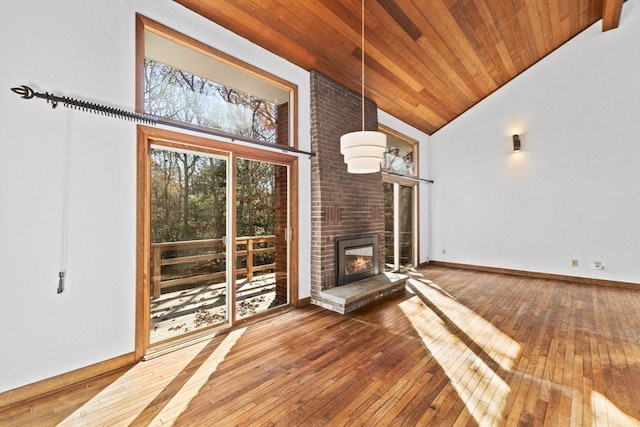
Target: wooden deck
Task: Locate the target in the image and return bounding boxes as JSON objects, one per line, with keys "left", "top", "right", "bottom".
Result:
{"left": 2, "top": 265, "right": 639, "bottom": 426}
{"left": 151, "top": 273, "right": 282, "bottom": 343}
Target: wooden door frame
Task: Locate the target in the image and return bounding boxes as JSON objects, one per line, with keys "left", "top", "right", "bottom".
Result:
{"left": 382, "top": 178, "right": 419, "bottom": 271}
{"left": 135, "top": 125, "right": 299, "bottom": 359}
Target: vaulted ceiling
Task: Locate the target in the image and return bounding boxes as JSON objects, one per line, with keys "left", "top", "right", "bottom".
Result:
{"left": 175, "top": 0, "right": 624, "bottom": 135}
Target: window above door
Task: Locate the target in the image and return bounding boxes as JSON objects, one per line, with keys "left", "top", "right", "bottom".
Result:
{"left": 379, "top": 125, "right": 418, "bottom": 178}
{"left": 136, "top": 15, "right": 298, "bottom": 149}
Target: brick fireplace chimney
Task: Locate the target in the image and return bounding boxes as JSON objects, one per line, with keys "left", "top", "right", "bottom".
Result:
{"left": 309, "top": 71, "right": 385, "bottom": 305}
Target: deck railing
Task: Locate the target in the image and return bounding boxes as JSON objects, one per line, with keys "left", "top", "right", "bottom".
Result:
{"left": 151, "top": 235, "right": 276, "bottom": 299}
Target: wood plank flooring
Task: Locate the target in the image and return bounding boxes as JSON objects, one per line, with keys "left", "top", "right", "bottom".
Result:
{"left": 1, "top": 266, "right": 639, "bottom": 426}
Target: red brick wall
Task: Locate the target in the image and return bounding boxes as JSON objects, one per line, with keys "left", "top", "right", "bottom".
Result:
{"left": 310, "top": 71, "right": 384, "bottom": 299}
{"left": 276, "top": 102, "right": 289, "bottom": 147}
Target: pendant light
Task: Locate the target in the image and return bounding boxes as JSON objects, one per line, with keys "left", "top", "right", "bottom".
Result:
{"left": 340, "top": 0, "right": 387, "bottom": 174}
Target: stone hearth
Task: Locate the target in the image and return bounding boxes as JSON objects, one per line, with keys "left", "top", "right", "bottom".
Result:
{"left": 315, "top": 272, "right": 408, "bottom": 314}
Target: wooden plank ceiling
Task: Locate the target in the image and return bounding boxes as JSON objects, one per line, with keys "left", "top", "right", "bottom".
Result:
{"left": 175, "top": 0, "right": 624, "bottom": 135}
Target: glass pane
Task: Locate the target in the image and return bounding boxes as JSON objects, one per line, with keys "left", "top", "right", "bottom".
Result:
{"left": 235, "top": 159, "right": 288, "bottom": 320}
{"left": 149, "top": 148, "right": 228, "bottom": 345}
{"left": 382, "top": 146, "right": 413, "bottom": 176}
{"left": 144, "top": 58, "right": 281, "bottom": 144}
{"left": 345, "top": 246, "right": 374, "bottom": 275}
{"left": 399, "top": 185, "right": 414, "bottom": 267}
{"left": 383, "top": 182, "right": 395, "bottom": 271}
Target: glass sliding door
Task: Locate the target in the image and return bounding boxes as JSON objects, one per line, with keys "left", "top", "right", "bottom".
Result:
{"left": 149, "top": 148, "right": 229, "bottom": 345}
{"left": 384, "top": 182, "right": 395, "bottom": 270}
{"left": 235, "top": 158, "right": 288, "bottom": 320}
{"left": 398, "top": 185, "right": 414, "bottom": 267}
{"left": 137, "top": 127, "right": 297, "bottom": 356}
{"left": 380, "top": 125, "right": 418, "bottom": 273}
{"left": 384, "top": 181, "right": 417, "bottom": 272}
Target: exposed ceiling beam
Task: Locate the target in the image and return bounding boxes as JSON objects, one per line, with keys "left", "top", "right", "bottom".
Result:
{"left": 602, "top": 0, "right": 624, "bottom": 31}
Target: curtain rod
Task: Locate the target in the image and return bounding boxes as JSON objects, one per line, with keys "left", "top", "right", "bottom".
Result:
{"left": 10, "top": 84, "right": 316, "bottom": 158}
{"left": 382, "top": 171, "right": 434, "bottom": 184}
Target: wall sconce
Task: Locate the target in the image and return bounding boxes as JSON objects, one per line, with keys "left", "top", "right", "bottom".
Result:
{"left": 512, "top": 134, "right": 521, "bottom": 151}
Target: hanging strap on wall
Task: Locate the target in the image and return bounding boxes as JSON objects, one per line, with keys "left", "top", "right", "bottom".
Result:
{"left": 57, "top": 110, "right": 72, "bottom": 294}
{"left": 10, "top": 84, "right": 316, "bottom": 158}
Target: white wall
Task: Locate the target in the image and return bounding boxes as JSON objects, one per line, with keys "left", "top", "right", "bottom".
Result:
{"left": 378, "top": 111, "right": 432, "bottom": 263}
{"left": 0, "top": 0, "right": 311, "bottom": 392}
{"left": 430, "top": 1, "right": 640, "bottom": 283}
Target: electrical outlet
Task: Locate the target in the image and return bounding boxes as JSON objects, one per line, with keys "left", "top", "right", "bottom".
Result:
{"left": 442, "top": 249, "right": 447, "bottom": 255}
{"left": 571, "top": 259, "right": 579, "bottom": 267}
{"left": 592, "top": 261, "right": 603, "bottom": 270}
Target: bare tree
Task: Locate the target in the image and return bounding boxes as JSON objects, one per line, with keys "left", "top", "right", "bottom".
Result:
{"left": 145, "top": 59, "right": 278, "bottom": 244}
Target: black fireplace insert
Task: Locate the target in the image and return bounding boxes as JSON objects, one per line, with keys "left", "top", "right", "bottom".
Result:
{"left": 335, "top": 234, "right": 379, "bottom": 286}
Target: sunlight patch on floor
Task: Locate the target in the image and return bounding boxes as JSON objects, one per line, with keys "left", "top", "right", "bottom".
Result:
{"left": 407, "top": 278, "right": 521, "bottom": 371}
{"left": 57, "top": 340, "right": 208, "bottom": 426}
{"left": 402, "top": 276, "right": 640, "bottom": 427}
{"left": 592, "top": 390, "right": 640, "bottom": 427}
{"left": 399, "top": 296, "right": 510, "bottom": 426}
{"left": 58, "top": 328, "right": 244, "bottom": 426}
{"left": 149, "top": 327, "right": 246, "bottom": 425}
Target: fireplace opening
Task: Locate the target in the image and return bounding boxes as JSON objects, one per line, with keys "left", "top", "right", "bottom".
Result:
{"left": 345, "top": 247, "right": 374, "bottom": 275}
{"left": 336, "top": 234, "right": 379, "bottom": 286}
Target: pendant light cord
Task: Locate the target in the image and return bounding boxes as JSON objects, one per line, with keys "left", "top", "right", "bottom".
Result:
{"left": 361, "top": 0, "right": 365, "bottom": 132}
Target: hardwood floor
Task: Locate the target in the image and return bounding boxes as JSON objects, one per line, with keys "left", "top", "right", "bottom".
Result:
{"left": 1, "top": 266, "right": 639, "bottom": 426}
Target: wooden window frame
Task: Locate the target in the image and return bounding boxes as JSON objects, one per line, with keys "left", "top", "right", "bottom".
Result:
{"left": 380, "top": 124, "right": 418, "bottom": 178}
{"left": 380, "top": 126, "right": 419, "bottom": 270}
{"left": 135, "top": 14, "right": 299, "bottom": 150}
{"left": 135, "top": 126, "right": 299, "bottom": 359}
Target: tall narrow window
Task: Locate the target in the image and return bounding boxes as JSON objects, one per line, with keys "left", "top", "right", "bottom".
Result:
{"left": 381, "top": 127, "right": 418, "bottom": 271}
{"left": 136, "top": 16, "right": 298, "bottom": 356}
